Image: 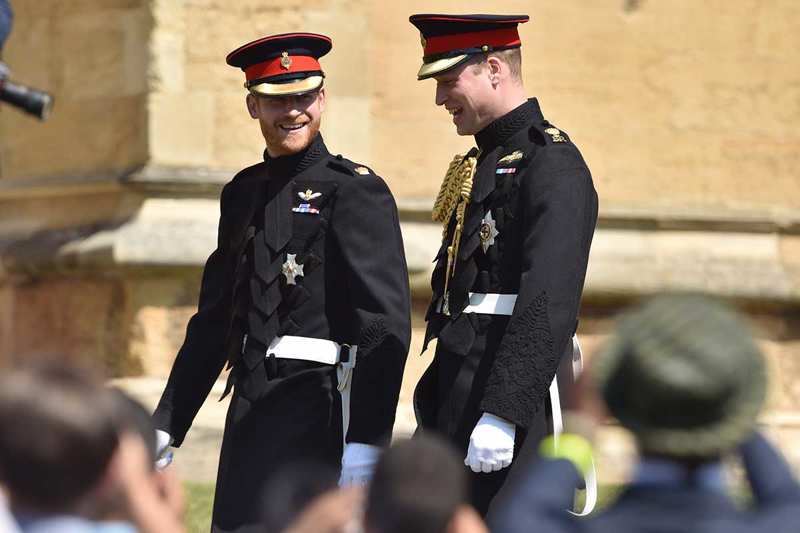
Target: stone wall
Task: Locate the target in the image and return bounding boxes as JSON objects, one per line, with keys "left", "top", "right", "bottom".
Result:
{"left": 8, "top": 1, "right": 796, "bottom": 207}
{"left": 1, "top": 0, "right": 149, "bottom": 181}
{"left": 1, "top": 0, "right": 798, "bottom": 475}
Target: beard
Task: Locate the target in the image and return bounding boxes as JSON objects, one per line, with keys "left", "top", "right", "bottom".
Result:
{"left": 261, "top": 114, "right": 322, "bottom": 157}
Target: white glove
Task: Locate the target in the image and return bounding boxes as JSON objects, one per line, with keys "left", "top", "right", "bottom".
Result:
{"left": 338, "top": 443, "right": 381, "bottom": 486}
{"left": 465, "top": 413, "right": 516, "bottom": 473}
{"left": 155, "top": 429, "right": 174, "bottom": 470}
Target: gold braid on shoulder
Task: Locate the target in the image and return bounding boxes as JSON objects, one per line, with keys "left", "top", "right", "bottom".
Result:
{"left": 431, "top": 151, "right": 479, "bottom": 313}
{"left": 432, "top": 154, "right": 466, "bottom": 226}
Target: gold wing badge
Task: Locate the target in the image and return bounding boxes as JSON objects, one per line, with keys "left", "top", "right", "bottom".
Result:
{"left": 431, "top": 151, "right": 479, "bottom": 314}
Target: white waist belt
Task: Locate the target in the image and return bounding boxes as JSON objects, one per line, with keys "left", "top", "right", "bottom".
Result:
{"left": 246, "top": 334, "right": 357, "bottom": 447}
{"left": 437, "top": 292, "right": 518, "bottom": 315}
{"left": 463, "top": 292, "right": 517, "bottom": 315}
{"left": 263, "top": 334, "right": 357, "bottom": 365}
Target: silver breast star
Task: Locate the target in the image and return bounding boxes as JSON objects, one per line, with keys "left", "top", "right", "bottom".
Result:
{"left": 282, "top": 254, "right": 304, "bottom": 285}
{"left": 479, "top": 211, "right": 500, "bottom": 253}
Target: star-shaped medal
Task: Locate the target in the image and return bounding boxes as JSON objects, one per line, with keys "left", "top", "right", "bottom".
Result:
{"left": 479, "top": 211, "right": 500, "bottom": 253}
{"left": 282, "top": 254, "right": 304, "bottom": 285}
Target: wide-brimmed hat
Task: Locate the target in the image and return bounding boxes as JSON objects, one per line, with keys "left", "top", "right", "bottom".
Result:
{"left": 593, "top": 293, "right": 766, "bottom": 459}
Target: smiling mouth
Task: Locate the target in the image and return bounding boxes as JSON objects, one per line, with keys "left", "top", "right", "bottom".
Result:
{"left": 447, "top": 107, "right": 463, "bottom": 119}
{"left": 279, "top": 123, "right": 308, "bottom": 132}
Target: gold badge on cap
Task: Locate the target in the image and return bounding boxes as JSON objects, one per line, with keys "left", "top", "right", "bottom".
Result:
{"left": 280, "top": 51, "right": 292, "bottom": 70}
{"left": 544, "top": 127, "right": 567, "bottom": 143}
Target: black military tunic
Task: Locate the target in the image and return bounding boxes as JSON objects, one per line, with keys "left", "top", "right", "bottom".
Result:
{"left": 153, "top": 134, "right": 411, "bottom": 533}
{"left": 414, "top": 98, "right": 598, "bottom": 514}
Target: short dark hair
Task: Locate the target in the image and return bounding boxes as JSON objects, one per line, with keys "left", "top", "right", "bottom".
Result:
{"left": 365, "top": 434, "right": 467, "bottom": 533}
{"left": 0, "top": 362, "right": 119, "bottom": 512}
{"left": 469, "top": 48, "right": 523, "bottom": 81}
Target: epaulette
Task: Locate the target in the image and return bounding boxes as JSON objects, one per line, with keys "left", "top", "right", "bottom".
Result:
{"left": 530, "top": 120, "right": 572, "bottom": 147}
{"left": 327, "top": 154, "right": 374, "bottom": 176}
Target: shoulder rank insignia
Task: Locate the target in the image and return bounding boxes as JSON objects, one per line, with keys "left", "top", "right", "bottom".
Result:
{"left": 480, "top": 211, "right": 499, "bottom": 253}
{"left": 544, "top": 127, "right": 567, "bottom": 143}
{"left": 353, "top": 166, "right": 370, "bottom": 175}
{"left": 498, "top": 150, "right": 524, "bottom": 165}
{"left": 298, "top": 189, "right": 322, "bottom": 201}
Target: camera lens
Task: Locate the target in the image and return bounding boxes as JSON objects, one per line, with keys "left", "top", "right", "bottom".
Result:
{"left": 0, "top": 80, "right": 54, "bottom": 120}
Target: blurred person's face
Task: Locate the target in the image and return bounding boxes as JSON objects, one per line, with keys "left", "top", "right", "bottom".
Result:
{"left": 247, "top": 89, "right": 326, "bottom": 157}
{"left": 82, "top": 432, "right": 184, "bottom": 524}
{"left": 433, "top": 59, "right": 499, "bottom": 136}
{"left": 446, "top": 505, "right": 488, "bottom": 533}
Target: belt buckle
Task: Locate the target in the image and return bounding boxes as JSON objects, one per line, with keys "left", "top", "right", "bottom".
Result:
{"left": 442, "top": 292, "right": 451, "bottom": 316}
{"left": 339, "top": 343, "right": 351, "bottom": 364}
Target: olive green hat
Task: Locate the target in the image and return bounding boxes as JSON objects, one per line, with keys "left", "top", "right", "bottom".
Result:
{"left": 593, "top": 293, "right": 766, "bottom": 459}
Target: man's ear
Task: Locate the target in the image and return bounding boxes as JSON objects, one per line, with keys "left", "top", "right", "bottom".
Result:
{"left": 486, "top": 56, "right": 504, "bottom": 85}
{"left": 246, "top": 93, "right": 259, "bottom": 119}
{"left": 317, "top": 87, "right": 326, "bottom": 113}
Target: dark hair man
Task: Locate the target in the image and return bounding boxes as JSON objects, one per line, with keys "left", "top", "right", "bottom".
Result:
{"left": 151, "top": 33, "right": 412, "bottom": 532}
{"left": 491, "top": 293, "right": 800, "bottom": 533}
{"left": 364, "top": 435, "right": 487, "bottom": 533}
{"left": 0, "top": 362, "right": 184, "bottom": 533}
{"left": 84, "top": 389, "right": 185, "bottom": 531}
{"left": 408, "top": 14, "right": 598, "bottom": 515}
{"left": 0, "top": 364, "right": 120, "bottom": 522}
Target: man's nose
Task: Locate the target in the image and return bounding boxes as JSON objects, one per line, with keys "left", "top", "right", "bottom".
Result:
{"left": 435, "top": 84, "right": 448, "bottom": 107}
{"left": 283, "top": 97, "right": 302, "bottom": 114}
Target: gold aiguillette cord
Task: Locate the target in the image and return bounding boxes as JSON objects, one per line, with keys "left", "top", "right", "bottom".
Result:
{"left": 431, "top": 150, "right": 479, "bottom": 315}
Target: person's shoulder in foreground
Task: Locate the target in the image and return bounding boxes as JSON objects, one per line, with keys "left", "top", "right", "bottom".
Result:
{"left": 489, "top": 293, "right": 800, "bottom": 533}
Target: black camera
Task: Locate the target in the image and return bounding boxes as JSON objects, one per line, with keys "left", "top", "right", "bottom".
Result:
{"left": 0, "top": 62, "right": 53, "bottom": 120}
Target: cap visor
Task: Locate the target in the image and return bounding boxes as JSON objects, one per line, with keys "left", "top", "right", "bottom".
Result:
{"left": 417, "top": 55, "right": 469, "bottom": 80}
{"left": 248, "top": 75, "right": 324, "bottom": 96}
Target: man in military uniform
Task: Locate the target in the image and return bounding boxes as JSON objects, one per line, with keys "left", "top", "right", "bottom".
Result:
{"left": 151, "top": 33, "right": 411, "bottom": 532}
{"left": 409, "top": 14, "right": 599, "bottom": 516}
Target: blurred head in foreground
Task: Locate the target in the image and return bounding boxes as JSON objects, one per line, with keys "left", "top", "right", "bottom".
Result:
{"left": 0, "top": 362, "right": 118, "bottom": 514}
{"left": 365, "top": 434, "right": 487, "bottom": 533}
{"left": 593, "top": 293, "right": 767, "bottom": 462}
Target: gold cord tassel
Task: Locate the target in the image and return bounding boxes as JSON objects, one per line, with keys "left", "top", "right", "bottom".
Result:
{"left": 432, "top": 154, "right": 466, "bottom": 226}
{"left": 431, "top": 152, "right": 478, "bottom": 314}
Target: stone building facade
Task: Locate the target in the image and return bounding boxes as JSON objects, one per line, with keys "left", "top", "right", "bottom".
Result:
{"left": 1, "top": 0, "right": 799, "bottom": 475}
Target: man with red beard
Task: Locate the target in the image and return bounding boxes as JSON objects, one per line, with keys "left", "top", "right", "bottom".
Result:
{"left": 409, "top": 15, "right": 598, "bottom": 516}
{"left": 151, "top": 33, "right": 411, "bottom": 532}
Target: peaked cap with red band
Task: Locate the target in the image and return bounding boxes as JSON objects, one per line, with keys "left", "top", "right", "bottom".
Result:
{"left": 409, "top": 14, "right": 529, "bottom": 80}
{"left": 226, "top": 33, "right": 332, "bottom": 96}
